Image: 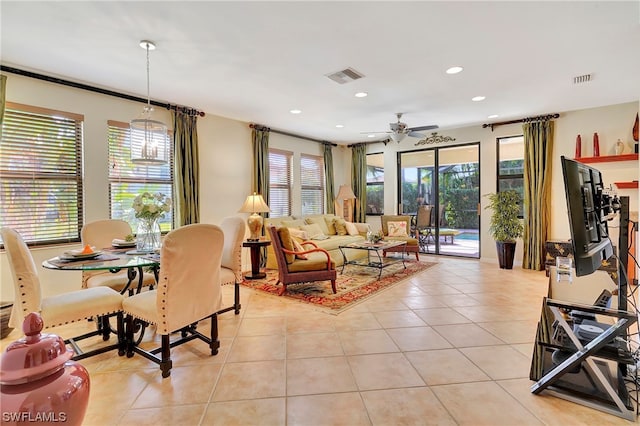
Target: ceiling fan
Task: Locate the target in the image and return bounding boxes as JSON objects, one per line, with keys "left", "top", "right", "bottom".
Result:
{"left": 362, "top": 113, "right": 438, "bottom": 143}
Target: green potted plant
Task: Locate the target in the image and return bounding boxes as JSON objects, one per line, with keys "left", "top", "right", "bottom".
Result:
{"left": 485, "top": 190, "right": 524, "bottom": 269}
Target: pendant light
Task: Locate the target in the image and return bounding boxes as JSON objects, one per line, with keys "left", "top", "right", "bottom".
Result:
{"left": 130, "top": 40, "right": 169, "bottom": 165}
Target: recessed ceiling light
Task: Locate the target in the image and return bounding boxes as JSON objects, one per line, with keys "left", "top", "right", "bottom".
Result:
{"left": 367, "top": 134, "right": 376, "bottom": 138}
{"left": 488, "top": 114, "right": 499, "bottom": 119}
{"left": 354, "top": 92, "right": 368, "bottom": 98}
{"left": 289, "top": 109, "right": 302, "bottom": 114}
{"left": 335, "top": 124, "right": 344, "bottom": 128}
{"left": 471, "top": 96, "right": 486, "bottom": 102}
{"left": 446, "top": 66, "right": 463, "bottom": 74}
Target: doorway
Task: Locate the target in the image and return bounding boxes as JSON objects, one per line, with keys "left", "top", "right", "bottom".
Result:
{"left": 398, "top": 143, "right": 480, "bottom": 258}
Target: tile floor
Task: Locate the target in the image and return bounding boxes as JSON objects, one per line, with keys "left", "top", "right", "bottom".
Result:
{"left": 1, "top": 256, "right": 635, "bottom": 425}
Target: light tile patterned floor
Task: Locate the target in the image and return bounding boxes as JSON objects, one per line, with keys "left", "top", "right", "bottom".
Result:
{"left": 1, "top": 256, "right": 634, "bottom": 425}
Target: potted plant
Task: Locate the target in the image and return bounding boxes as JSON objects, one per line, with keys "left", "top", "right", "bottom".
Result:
{"left": 485, "top": 190, "right": 524, "bottom": 269}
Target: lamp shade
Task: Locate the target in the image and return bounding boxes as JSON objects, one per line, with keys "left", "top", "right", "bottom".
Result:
{"left": 335, "top": 185, "right": 356, "bottom": 200}
{"left": 239, "top": 193, "right": 270, "bottom": 241}
{"left": 389, "top": 133, "right": 407, "bottom": 144}
{"left": 239, "top": 193, "right": 270, "bottom": 214}
{"left": 130, "top": 117, "right": 170, "bottom": 164}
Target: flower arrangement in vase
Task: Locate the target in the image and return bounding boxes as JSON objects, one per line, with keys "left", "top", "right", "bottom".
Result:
{"left": 132, "top": 192, "right": 171, "bottom": 252}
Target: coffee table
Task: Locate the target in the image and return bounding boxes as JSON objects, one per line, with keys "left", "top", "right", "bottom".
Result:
{"left": 338, "top": 240, "right": 407, "bottom": 278}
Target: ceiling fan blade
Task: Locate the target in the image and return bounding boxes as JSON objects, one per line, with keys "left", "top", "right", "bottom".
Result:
{"left": 408, "top": 125, "right": 439, "bottom": 132}
{"left": 407, "top": 131, "right": 426, "bottom": 138}
{"left": 360, "top": 131, "right": 391, "bottom": 134}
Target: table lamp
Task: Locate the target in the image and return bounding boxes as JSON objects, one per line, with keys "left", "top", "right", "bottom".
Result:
{"left": 239, "top": 193, "right": 270, "bottom": 240}
{"left": 335, "top": 185, "right": 356, "bottom": 221}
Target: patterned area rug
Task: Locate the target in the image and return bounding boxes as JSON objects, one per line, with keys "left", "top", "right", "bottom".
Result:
{"left": 241, "top": 260, "right": 438, "bottom": 314}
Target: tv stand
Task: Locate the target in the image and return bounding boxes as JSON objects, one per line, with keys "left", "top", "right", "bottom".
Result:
{"left": 530, "top": 298, "right": 637, "bottom": 420}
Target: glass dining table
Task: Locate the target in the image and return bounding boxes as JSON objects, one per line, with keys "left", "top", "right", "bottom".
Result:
{"left": 42, "top": 250, "right": 160, "bottom": 295}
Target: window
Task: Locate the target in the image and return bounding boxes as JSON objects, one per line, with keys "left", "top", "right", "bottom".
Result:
{"left": 268, "top": 149, "right": 292, "bottom": 217}
{"left": 497, "top": 135, "right": 524, "bottom": 217}
{"left": 0, "top": 102, "right": 83, "bottom": 246}
{"left": 366, "top": 153, "right": 384, "bottom": 215}
{"left": 300, "top": 154, "right": 324, "bottom": 215}
{"left": 108, "top": 121, "right": 173, "bottom": 232}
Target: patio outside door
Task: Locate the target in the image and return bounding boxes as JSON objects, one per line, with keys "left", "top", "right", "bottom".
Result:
{"left": 398, "top": 143, "right": 480, "bottom": 258}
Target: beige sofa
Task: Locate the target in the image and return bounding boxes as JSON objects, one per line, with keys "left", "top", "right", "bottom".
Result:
{"left": 264, "top": 214, "right": 370, "bottom": 269}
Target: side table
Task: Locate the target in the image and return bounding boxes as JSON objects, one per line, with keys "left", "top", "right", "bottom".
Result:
{"left": 243, "top": 240, "right": 271, "bottom": 280}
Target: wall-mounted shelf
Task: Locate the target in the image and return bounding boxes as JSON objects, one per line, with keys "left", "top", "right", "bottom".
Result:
{"left": 576, "top": 154, "right": 638, "bottom": 164}
{"left": 615, "top": 181, "right": 639, "bottom": 189}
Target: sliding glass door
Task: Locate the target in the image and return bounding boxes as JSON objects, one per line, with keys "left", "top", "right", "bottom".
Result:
{"left": 399, "top": 143, "right": 480, "bottom": 258}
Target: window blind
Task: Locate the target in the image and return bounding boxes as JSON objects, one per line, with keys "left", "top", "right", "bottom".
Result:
{"left": 300, "top": 154, "right": 324, "bottom": 215}
{"left": 0, "top": 102, "right": 84, "bottom": 246}
{"left": 108, "top": 121, "right": 174, "bottom": 232}
{"left": 268, "top": 149, "right": 292, "bottom": 218}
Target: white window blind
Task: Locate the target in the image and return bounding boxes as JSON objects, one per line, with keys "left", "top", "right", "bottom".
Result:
{"left": 268, "top": 149, "right": 292, "bottom": 218}
{"left": 0, "top": 102, "right": 84, "bottom": 246}
{"left": 300, "top": 154, "right": 324, "bottom": 215}
{"left": 108, "top": 120, "right": 174, "bottom": 232}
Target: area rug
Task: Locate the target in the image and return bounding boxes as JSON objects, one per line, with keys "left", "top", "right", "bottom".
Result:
{"left": 241, "top": 260, "right": 437, "bottom": 314}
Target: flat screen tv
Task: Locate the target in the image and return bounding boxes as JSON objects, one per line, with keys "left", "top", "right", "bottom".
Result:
{"left": 561, "top": 156, "right": 613, "bottom": 277}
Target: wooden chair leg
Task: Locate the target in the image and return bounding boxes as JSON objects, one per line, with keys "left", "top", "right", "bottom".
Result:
{"left": 160, "top": 335, "right": 172, "bottom": 378}
{"left": 330, "top": 280, "right": 336, "bottom": 294}
{"left": 210, "top": 314, "right": 220, "bottom": 355}
{"left": 125, "top": 315, "right": 134, "bottom": 358}
{"left": 414, "top": 251, "right": 419, "bottom": 261}
{"left": 234, "top": 282, "right": 241, "bottom": 314}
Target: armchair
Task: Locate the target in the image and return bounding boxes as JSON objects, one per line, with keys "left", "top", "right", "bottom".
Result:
{"left": 122, "top": 223, "right": 224, "bottom": 378}
{"left": 1, "top": 227, "right": 125, "bottom": 360}
{"left": 267, "top": 225, "right": 336, "bottom": 296}
{"left": 380, "top": 215, "right": 420, "bottom": 261}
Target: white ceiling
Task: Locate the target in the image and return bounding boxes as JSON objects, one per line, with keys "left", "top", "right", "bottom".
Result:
{"left": 2, "top": 1, "right": 639, "bottom": 145}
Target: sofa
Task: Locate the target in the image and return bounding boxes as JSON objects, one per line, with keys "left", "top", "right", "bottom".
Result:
{"left": 264, "top": 214, "right": 371, "bottom": 269}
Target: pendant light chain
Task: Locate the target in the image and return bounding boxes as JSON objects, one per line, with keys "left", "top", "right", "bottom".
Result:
{"left": 145, "top": 41, "right": 152, "bottom": 114}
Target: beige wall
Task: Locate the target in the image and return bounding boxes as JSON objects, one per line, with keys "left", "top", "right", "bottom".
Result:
{"left": 0, "top": 73, "right": 348, "bottom": 300}
{"left": 364, "top": 101, "right": 639, "bottom": 267}
{"left": 1, "top": 71, "right": 638, "bottom": 301}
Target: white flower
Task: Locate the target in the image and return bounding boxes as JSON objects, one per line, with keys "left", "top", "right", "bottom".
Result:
{"left": 132, "top": 192, "right": 171, "bottom": 221}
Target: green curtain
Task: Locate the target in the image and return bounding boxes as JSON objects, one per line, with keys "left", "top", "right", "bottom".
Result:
{"left": 351, "top": 144, "right": 367, "bottom": 223}
{"left": 323, "top": 143, "right": 335, "bottom": 214}
{"left": 172, "top": 110, "right": 200, "bottom": 226}
{"left": 522, "top": 120, "right": 554, "bottom": 270}
{"left": 0, "top": 74, "right": 6, "bottom": 126}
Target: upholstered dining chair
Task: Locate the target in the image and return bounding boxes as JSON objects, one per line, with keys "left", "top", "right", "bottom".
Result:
{"left": 122, "top": 223, "right": 224, "bottom": 378}
{"left": 218, "top": 216, "right": 246, "bottom": 315}
{"left": 1, "top": 227, "right": 125, "bottom": 359}
{"left": 81, "top": 219, "right": 156, "bottom": 293}
{"left": 267, "top": 225, "right": 337, "bottom": 296}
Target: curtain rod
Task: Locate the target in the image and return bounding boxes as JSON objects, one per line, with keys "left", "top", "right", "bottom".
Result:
{"left": 249, "top": 123, "right": 337, "bottom": 147}
{"left": 1, "top": 65, "right": 205, "bottom": 117}
{"left": 482, "top": 113, "right": 559, "bottom": 131}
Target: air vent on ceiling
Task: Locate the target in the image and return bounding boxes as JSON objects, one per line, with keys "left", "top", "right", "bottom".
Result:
{"left": 573, "top": 74, "right": 592, "bottom": 84}
{"left": 326, "top": 67, "right": 365, "bottom": 84}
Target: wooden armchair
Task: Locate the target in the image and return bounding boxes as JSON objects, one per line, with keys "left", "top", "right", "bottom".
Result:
{"left": 267, "top": 225, "right": 336, "bottom": 296}
{"left": 380, "top": 215, "right": 420, "bottom": 261}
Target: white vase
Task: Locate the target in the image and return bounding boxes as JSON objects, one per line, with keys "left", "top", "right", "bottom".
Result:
{"left": 136, "top": 218, "right": 161, "bottom": 252}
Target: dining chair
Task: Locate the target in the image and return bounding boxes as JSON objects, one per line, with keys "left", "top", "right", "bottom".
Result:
{"left": 122, "top": 223, "right": 224, "bottom": 378}
{"left": 415, "top": 205, "right": 434, "bottom": 251}
{"left": 1, "top": 227, "right": 125, "bottom": 359}
{"left": 218, "top": 216, "right": 246, "bottom": 315}
{"left": 81, "top": 219, "right": 156, "bottom": 293}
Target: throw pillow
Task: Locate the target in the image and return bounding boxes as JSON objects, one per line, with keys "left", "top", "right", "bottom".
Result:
{"left": 333, "top": 218, "right": 348, "bottom": 236}
{"left": 277, "top": 226, "right": 296, "bottom": 264}
{"left": 292, "top": 239, "right": 308, "bottom": 260}
{"left": 345, "top": 221, "right": 359, "bottom": 236}
{"left": 305, "top": 216, "right": 330, "bottom": 235}
{"left": 324, "top": 217, "right": 337, "bottom": 235}
{"left": 388, "top": 221, "right": 408, "bottom": 237}
{"left": 288, "top": 227, "right": 308, "bottom": 241}
{"left": 299, "top": 223, "right": 325, "bottom": 239}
